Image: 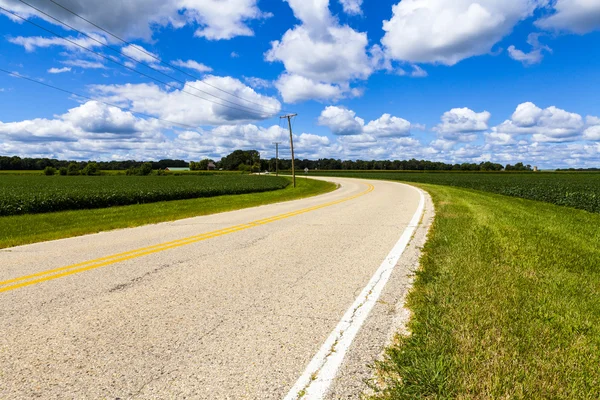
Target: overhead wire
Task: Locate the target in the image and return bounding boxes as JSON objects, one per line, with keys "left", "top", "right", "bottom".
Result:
{"left": 47, "top": 0, "right": 286, "bottom": 114}
{"left": 1, "top": 4, "right": 276, "bottom": 118}
{"left": 0, "top": 67, "right": 201, "bottom": 130}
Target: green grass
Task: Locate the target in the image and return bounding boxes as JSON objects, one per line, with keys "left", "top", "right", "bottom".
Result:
{"left": 369, "top": 184, "right": 600, "bottom": 399}
{"left": 0, "top": 177, "right": 336, "bottom": 249}
{"left": 309, "top": 171, "right": 600, "bottom": 214}
{"left": 0, "top": 174, "right": 289, "bottom": 215}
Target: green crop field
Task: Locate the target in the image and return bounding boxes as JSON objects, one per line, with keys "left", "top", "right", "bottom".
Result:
{"left": 0, "top": 175, "right": 289, "bottom": 216}
{"left": 311, "top": 171, "right": 600, "bottom": 213}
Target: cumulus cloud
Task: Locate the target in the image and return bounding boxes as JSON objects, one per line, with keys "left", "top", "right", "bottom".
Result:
{"left": 493, "top": 102, "right": 586, "bottom": 142}
{"left": 266, "top": 0, "right": 373, "bottom": 102}
{"left": 90, "top": 76, "right": 282, "bottom": 126}
{"left": 274, "top": 74, "right": 350, "bottom": 104}
{"left": 266, "top": 24, "right": 372, "bottom": 83}
{"left": 536, "top": 0, "right": 600, "bottom": 34}
{"left": 583, "top": 125, "right": 600, "bottom": 141}
{"left": 381, "top": 0, "right": 540, "bottom": 65}
{"left": 318, "top": 106, "right": 364, "bottom": 135}
{"left": 363, "top": 114, "right": 412, "bottom": 137}
{"left": 434, "top": 107, "right": 491, "bottom": 140}
{"left": 172, "top": 59, "right": 213, "bottom": 73}
{"left": 0, "top": 0, "right": 269, "bottom": 41}
{"left": 318, "top": 106, "right": 414, "bottom": 137}
{"left": 338, "top": 0, "right": 363, "bottom": 15}
{"left": 583, "top": 117, "right": 600, "bottom": 141}
{"left": 508, "top": 33, "right": 552, "bottom": 65}
{"left": 0, "top": 101, "right": 163, "bottom": 158}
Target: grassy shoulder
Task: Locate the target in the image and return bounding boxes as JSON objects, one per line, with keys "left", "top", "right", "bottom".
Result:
{"left": 0, "top": 177, "right": 336, "bottom": 249}
{"left": 370, "top": 184, "right": 600, "bottom": 399}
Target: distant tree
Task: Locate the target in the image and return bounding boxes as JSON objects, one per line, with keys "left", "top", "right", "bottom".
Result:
{"left": 43, "top": 166, "right": 56, "bottom": 176}
{"left": 67, "top": 162, "right": 80, "bottom": 175}
{"left": 199, "top": 159, "right": 213, "bottom": 170}
{"left": 59, "top": 167, "right": 68, "bottom": 176}
{"left": 221, "top": 150, "right": 260, "bottom": 171}
{"left": 81, "top": 162, "right": 100, "bottom": 176}
{"left": 140, "top": 162, "right": 153, "bottom": 175}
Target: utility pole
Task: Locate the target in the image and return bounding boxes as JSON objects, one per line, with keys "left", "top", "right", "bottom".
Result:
{"left": 272, "top": 142, "right": 281, "bottom": 176}
{"left": 280, "top": 113, "right": 297, "bottom": 187}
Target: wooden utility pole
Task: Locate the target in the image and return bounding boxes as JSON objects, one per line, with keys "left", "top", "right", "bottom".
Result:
{"left": 272, "top": 142, "right": 281, "bottom": 176}
{"left": 280, "top": 113, "right": 297, "bottom": 187}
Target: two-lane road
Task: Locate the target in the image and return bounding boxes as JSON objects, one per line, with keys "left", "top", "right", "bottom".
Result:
{"left": 0, "top": 177, "right": 425, "bottom": 399}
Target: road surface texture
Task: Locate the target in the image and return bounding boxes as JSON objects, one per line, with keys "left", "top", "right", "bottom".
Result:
{"left": 0, "top": 177, "right": 432, "bottom": 399}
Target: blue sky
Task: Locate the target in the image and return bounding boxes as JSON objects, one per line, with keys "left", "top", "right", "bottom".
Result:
{"left": 0, "top": 0, "right": 599, "bottom": 168}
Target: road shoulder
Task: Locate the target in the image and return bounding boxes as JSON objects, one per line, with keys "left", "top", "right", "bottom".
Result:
{"left": 325, "top": 185, "right": 435, "bottom": 399}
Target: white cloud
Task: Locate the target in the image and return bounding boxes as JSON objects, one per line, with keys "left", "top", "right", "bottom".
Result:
{"left": 493, "top": 102, "right": 586, "bottom": 142}
{"left": 339, "top": 0, "right": 363, "bottom": 15}
{"left": 7, "top": 34, "right": 106, "bottom": 52}
{"left": 61, "top": 59, "right": 106, "bottom": 69}
{"left": 121, "top": 44, "right": 158, "bottom": 63}
{"left": 318, "top": 106, "right": 364, "bottom": 135}
{"left": 172, "top": 59, "right": 213, "bottom": 73}
{"left": 583, "top": 125, "right": 600, "bottom": 141}
{"left": 0, "top": 101, "right": 163, "bottom": 156}
{"left": 266, "top": 24, "right": 372, "bottom": 83}
{"left": 508, "top": 33, "right": 552, "bottom": 65}
{"left": 536, "top": 0, "right": 600, "bottom": 34}
{"left": 91, "top": 76, "right": 281, "bottom": 126}
{"left": 434, "top": 108, "right": 491, "bottom": 137}
{"left": 185, "top": 0, "right": 272, "bottom": 40}
{"left": 266, "top": 0, "right": 373, "bottom": 102}
{"left": 0, "top": 0, "right": 269, "bottom": 41}
{"left": 381, "top": 0, "right": 540, "bottom": 65}
{"left": 318, "top": 106, "right": 414, "bottom": 137}
{"left": 363, "top": 114, "right": 411, "bottom": 137}
{"left": 484, "top": 131, "right": 517, "bottom": 145}
{"left": 244, "top": 77, "right": 272, "bottom": 89}
{"left": 274, "top": 74, "right": 348, "bottom": 104}
{"left": 47, "top": 67, "right": 71, "bottom": 74}
{"left": 583, "top": 116, "right": 600, "bottom": 141}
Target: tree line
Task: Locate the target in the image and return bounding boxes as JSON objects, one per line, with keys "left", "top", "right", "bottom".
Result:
{"left": 0, "top": 156, "right": 188, "bottom": 171}
{"left": 1, "top": 153, "right": 533, "bottom": 173}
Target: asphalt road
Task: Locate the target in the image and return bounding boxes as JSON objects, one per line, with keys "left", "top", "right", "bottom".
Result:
{"left": 0, "top": 177, "right": 424, "bottom": 399}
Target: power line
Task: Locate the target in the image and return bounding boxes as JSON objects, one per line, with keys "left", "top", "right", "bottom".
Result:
{"left": 1, "top": 5, "right": 272, "bottom": 118}
{"left": 16, "top": 0, "right": 284, "bottom": 115}
{"left": 0, "top": 67, "right": 201, "bottom": 130}
{"left": 33, "top": 0, "right": 287, "bottom": 114}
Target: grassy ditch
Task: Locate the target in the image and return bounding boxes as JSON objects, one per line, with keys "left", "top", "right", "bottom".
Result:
{"left": 0, "top": 177, "right": 336, "bottom": 249}
{"left": 369, "top": 184, "right": 600, "bottom": 399}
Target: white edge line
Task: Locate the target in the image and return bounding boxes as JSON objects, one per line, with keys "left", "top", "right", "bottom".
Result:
{"left": 284, "top": 183, "right": 426, "bottom": 400}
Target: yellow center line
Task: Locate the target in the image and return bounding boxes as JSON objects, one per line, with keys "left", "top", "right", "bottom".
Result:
{"left": 0, "top": 183, "right": 375, "bottom": 293}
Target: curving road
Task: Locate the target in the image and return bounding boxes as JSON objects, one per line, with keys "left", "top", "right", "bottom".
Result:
{"left": 0, "top": 177, "right": 425, "bottom": 399}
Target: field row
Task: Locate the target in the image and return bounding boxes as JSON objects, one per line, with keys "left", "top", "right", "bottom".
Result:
{"left": 313, "top": 171, "right": 600, "bottom": 213}
{"left": 0, "top": 175, "right": 289, "bottom": 216}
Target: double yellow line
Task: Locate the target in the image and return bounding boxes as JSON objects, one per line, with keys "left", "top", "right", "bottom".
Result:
{"left": 0, "top": 183, "right": 374, "bottom": 294}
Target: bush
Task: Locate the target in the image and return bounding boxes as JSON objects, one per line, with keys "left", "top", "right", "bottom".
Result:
{"left": 59, "top": 167, "right": 68, "bottom": 176}
{"left": 43, "top": 166, "right": 56, "bottom": 176}
{"left": 67, "top": 162, "right": 80, "bottom": 176}
{"left": 81, "top": 162, "right": 99, "bottom": 176}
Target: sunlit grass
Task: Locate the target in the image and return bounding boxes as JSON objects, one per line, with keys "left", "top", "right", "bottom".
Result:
{"left": 370, "top": 184, "right": 600, "bottom": 399}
